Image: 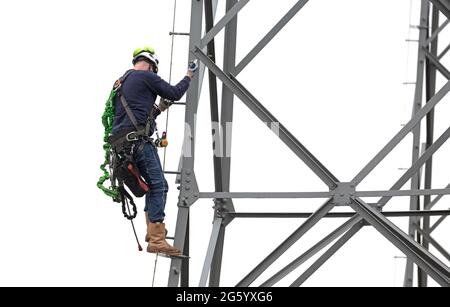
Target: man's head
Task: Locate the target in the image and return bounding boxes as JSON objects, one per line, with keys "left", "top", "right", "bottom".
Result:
{"left": 132, "top": 46, "right": 159, "bottom": 73}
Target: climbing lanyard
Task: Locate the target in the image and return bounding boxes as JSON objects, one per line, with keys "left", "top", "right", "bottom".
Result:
{"left": 119, "top": 185, "right": 143, "bottom": 251}
{"left": 98, "top": 89, "right": 121, "bottom": 201}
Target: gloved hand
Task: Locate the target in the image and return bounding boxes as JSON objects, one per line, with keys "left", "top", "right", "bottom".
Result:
{"left": 188, "top": 59, "right": 199, "bottom": 73}
{"left": 158, "top": 97, "right": 173, "bottom": 112}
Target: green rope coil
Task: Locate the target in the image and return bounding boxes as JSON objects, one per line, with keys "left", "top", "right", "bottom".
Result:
{"left": 97, "top": 89, "right": 120, "bottom": 201}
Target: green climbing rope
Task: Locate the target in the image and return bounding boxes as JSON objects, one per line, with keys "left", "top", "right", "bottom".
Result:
{"left": 97, "top": 89, "right": 120, "bottom": 201}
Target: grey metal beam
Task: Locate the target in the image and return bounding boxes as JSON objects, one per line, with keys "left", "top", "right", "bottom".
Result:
{"left": 236, "top": 199, "right": 336, "bottom": 287}
{"left": 429, "top": 0, "right": 450, "bottom": 20}
{"left": 290, "top": 222, "right": 365, "bottom": 287}
{"left": 220, "top": 0, "right": 238, "bottom": 192}
{"left": 415, "top": 2, "right": 449, "bottom": 286}
{"left": 377, "top": 127, "right": 450, "bottom": 208}
{"left": 430, "top": 212, "right": 449, "bottom": 233}
{"left": 348, "top": 198, "right": 450, "bottom": 287}
{"left": 205, "top": 0, "right": 224, "bottom": 193}
{"left": 209, "top": 225, "right": 226, "bottom": 286}
{"left": 183, "top": 0, "right": 203, "bottom": 172}
{"left": 423, "top": 48, "right": 450, "bottom": 79}
{"left": 180, "top": 214, "right": 190, "bottom": 287}
{"left": 168, "top": 207, "right": 190, "bottom": 287}
{"left": 175, "top": 154, "right": 183, "bottom": 184}
{"left": 421, "top": 7, "right": 440, "bottom": 286}
{"left": 426, "top": 183, "right": 450, "bottom": 209}
{"left": 235, "top": 0, "right": 309, "bottom": 75}
{"left": 202, "top": 1, "right": 240, "bottom": 286}
{"left": 168, "top": 0, "right": 204, "bottom": 287}
{"left": 204, "top": 4, "right": 235, "bottom": 274}
{"left": 199, "top": 218, "right": 223, "bottom": 286}
{"left": 415, "top": 226, "right": 450, "bottom": 261}
{"left": 194, "top": 47, "right": 339, "bottom": 188}
{"left": 228, "top": 212, "right": 358, "bottom": 218}
{"left": 260, "top": 216, "right": 361, "bottom": 286}
{"left": 164, "top": 171, "right": 182, "bottom": 175}
{"left": 438, "top": 42, "right": 450, "bottom": 59}
{"left": 200, "top": 0, "right": 250, "bottom": 49}
{"left": 169, "top": 31, "right": 190, "bottom": 36}
{"left": 356, "top": 188, "right": 450, "bottom": 197}
{"left": 196, "top": 0, "right": 218, "bottom": 100}
{"left": 200, "top": 191, "right": 331, "bottom": 199}
{"left": 203, "top": 1, "right": 220, "bottom": 174}
{"left": 230, "top": 210, "right": 450, "bottom": 219}
{"left": 199, "top": 188, "right": 450, "bottom": 199}
{"left": 351, "top": 79, "right": 450, "bottom": 186}
{"left": 425, "top": 19, "right": 448, "bottom": 46}
{"left": 204, "top": 0, "right": 236, "bottom": 225}
{"left": 408, "top": 6, "right": 438, "bottom": 285}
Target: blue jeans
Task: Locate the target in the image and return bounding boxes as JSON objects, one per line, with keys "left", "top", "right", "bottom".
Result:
{"left": 134, "top": 142, "right": 168, "bottom": 222}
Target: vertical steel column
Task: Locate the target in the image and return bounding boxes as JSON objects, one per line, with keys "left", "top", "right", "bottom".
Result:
{"left": 204, "top": 1, "right": 234, "bottom": 286}
{"left": 206, "top": 0, "right": 239, "bottom": 287}
{"left": 168, "top": 0, "right": 204, "bottom": 287}
{"left": 209, "top": 226, "right": 226, "bottom": 286}
{"left": 199, "top": 218, "right": 223, "bottom": 286}
{"left": 404, "top": 0, "right": 430, "bottom": 288}
{"left": 168, "top": 207, "right": 190, "bottom": 286}
{"left": 220, "top": 0, "right": 238, "bottom": 191}
{"left": 180, "top": 214, "right": 190, "bottom": 287}
{"left": 205, "top": 0, "right": 223, "bottom": 193}
{"left": 419, "top": 4, "right": 440, "bottom": 287}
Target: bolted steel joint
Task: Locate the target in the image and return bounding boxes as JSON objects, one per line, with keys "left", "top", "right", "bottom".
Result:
{"left": 331, "top": 182, "right": 356, "bottom": 206}
{"left": 178, "top": 170, "right": 200, "bottom": 207}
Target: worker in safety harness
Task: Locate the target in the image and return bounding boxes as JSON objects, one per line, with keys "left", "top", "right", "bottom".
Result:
{"left": 109, "top": 46, "right": 198, "bottom": 256}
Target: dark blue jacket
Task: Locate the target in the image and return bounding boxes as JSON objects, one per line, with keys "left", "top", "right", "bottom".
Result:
{"left": 112, "top": 70, "right": 190, "bottom": 135}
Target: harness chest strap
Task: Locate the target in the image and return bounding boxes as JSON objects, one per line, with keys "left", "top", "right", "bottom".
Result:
{"left": 120, "top": 95, "right": 140, "bottom": 130}
{"left": 116, "top": 70, "right": 155, "bottom": 140}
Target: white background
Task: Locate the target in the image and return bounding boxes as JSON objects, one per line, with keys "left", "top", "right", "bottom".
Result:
{"left": 0, "top": 0, "right": 448, "bottom": 287}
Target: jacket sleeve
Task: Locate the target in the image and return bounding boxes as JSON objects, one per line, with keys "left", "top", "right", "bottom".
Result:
{"left": 145, "top": 73, "right": 191, "bottom": 101}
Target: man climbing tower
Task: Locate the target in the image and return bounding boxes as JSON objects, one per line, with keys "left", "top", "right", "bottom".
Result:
{"left": 110, "top": 46, "right": 198, "bottom": 256}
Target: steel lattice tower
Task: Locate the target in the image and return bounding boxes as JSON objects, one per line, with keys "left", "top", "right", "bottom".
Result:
{"left": 167, "top": 0, "right": 450, "bottom": 287}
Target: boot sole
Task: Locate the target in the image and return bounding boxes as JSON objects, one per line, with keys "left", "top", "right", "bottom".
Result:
{"left": 147, "top": 246, "right": 181, "bottom": 257}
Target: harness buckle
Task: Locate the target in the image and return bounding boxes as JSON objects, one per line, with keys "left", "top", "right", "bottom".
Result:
{"left": 126, "top": 132, "right": 139, "bottom": 142}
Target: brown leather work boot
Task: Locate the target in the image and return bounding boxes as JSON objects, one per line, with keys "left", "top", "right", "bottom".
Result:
{"left": 145, "top": 214, "right": 167, "bottom": 242}
{"left": 147, "top": 222, "right": 181, "bottom": 256}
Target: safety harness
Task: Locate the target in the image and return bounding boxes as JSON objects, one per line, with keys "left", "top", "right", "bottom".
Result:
{"left": 108, "top": 70, "right": 156, "bottom": 152}
{"left": 97, "top": 69, "right": 168, "bottom": 252}
{"left": 113, "top": 70, "right": 157, "bottom": 197}
{"left": 98, "top": 70, "right": 158, "bottom": 221}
